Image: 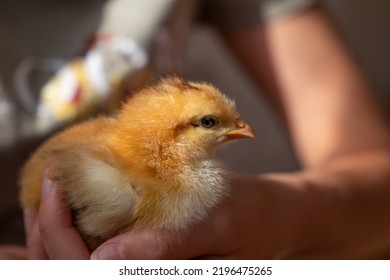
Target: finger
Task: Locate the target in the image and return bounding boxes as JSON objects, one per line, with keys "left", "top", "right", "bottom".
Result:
{"left": 24, "top": 210, "right": 48, "bottom": 259}
{"left": 23, "top": 209, "right": 36, "bottom": 237}
{"left": 0, "top": 245, "right": 27, "bottom": 260}
{"left": 38, "top": 175, "right": 90, "bottom": 259}
{"left": 91, "top": 228, "right": 213, "bottom": 260}
{"left": 91, "top": 205, "right": 236, "bottom": 260}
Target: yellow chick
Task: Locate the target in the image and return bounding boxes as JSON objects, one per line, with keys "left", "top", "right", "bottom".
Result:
{"left": 20, "top": 77, "right": 255, "bottom": 250}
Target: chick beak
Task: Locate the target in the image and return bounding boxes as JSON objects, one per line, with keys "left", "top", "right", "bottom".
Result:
{"left": 224, "top": 120, "right": 255, "bottom": 140}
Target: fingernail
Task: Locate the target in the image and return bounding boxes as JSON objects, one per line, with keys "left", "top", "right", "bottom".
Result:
{"left": 23, "top": 210, "right": 36, "bottom": 236}
{"left": 91, "top": 243, "right": 123, "bottom": 260}
{"left": 41, "top": 172, "right": 55, "bottom": 199}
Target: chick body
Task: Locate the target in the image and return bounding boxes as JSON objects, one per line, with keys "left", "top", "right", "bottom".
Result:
{"left": 20, "top": 78, "right": 254, "bottom": 250}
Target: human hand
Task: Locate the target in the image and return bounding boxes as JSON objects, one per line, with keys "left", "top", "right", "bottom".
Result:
{"left": 24, "top": 174, "right": 90, "bottom": 259}
{"left": 25, "top": 173, "right": 305, "bottom": 260}
{"left": 91, "top": 174, "right": 305, "bottom": 259}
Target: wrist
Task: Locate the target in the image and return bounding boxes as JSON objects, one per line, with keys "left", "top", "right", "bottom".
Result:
{"left": 286, "top": 151, "right": 390, "bottom": 258}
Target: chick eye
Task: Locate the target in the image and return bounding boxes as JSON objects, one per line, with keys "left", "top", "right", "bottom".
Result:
{"left": 200, "top": 116, "right": 218, "bottom": 128}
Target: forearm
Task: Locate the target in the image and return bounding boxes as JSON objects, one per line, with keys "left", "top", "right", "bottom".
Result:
{"left": 287, "top": 153, "right": 390, "bottom": 259}
{"left": 223, "top": 4, "right": 390, "bottom": 167}
{"left": 264, "top": 5, "right": 390, "bottom": 167}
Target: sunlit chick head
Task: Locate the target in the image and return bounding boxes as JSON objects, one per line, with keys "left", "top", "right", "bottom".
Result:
{"left": 115, "top": 78, "right": 255, "bottom": 161}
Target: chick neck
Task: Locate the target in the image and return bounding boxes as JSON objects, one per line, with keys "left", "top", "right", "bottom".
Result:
{"left": 105, "top": 117, "right": 227, "bottom": 230}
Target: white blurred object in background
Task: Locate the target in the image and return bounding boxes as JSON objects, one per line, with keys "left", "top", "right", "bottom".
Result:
{"left": 35, "top": 35, "right": 148, "bottom": 133}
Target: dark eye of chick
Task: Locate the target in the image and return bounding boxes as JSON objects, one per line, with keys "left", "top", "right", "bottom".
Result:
{"left": 200, "top": 116, "right": 219, "bottom": 128}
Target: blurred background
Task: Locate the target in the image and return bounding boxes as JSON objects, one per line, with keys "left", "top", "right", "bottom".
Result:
{"left": 0, "top": 0, "right": 390, "bottom": 245}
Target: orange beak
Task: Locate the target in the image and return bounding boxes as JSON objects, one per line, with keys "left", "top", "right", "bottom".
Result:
{"left": 224, "top": 120, "right": 255, "bottom": 140}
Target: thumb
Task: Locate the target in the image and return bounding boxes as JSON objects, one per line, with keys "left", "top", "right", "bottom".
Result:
{"left": 90, "top": 225, "right": 227, "bottom": 260}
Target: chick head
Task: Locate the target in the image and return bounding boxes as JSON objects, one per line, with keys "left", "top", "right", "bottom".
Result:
{"left": 115, "top": 78, "right": 254, "bottom": 162}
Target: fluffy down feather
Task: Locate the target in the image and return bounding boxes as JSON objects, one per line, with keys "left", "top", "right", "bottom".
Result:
{"left": 20, "top": 77, "right": 255, "bottom": 250}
